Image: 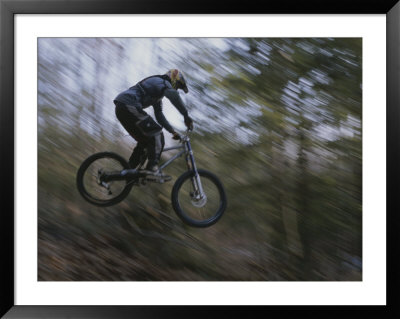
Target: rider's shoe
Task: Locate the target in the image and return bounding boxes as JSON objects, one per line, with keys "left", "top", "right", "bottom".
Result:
{"left": 141, "top": 165, "right": 160, "bottom": 175}
{"left": 140, "top": 166, "right": 171, "bottom": 182}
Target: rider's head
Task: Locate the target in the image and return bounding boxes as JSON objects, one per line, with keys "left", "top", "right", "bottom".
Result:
{"left": 165, "top": 69, "right": 189, "bottom": 94}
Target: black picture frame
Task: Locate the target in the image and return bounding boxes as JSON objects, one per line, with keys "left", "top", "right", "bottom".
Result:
{"left": 1, "top": 0, "right": 399, "bottom": 318}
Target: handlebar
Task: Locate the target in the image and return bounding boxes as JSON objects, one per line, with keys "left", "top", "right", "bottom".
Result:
{"left": 181, "top": 129, "right": 192, "bottom": 142}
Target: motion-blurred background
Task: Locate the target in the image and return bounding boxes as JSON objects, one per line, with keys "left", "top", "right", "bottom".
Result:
{"left": 38, "top": 38, "right": 362, "bottom": 281}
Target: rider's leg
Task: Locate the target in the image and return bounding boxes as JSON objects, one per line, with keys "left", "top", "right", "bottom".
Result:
{"left": 115, "top": 101, "right": 148, "bottom": 168}
{"left": 115, "top": 101, "right": 164, "bottom": 174}
{"left": 145, "top": 132, "right": 165, "bottom": 172}
{"left": 128, "top": 142, "right": 147, "bottom": 168}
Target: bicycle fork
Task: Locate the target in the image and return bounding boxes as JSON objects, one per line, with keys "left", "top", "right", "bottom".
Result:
{"left": 185, "top": 140, "right": 206, "bottom": 202}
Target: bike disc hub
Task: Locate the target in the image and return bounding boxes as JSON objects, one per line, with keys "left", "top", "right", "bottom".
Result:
{"left": 190, "top": 192, "right": 207, "bottom": 207}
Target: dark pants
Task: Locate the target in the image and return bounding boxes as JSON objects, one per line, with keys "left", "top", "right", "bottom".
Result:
{"left": 114, "top": 101, "right": 164, "bottom": 170}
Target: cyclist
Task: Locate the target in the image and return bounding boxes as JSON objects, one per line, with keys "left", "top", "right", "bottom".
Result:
{"left": 114, "top": 69, "right": 194, "bottom": 176}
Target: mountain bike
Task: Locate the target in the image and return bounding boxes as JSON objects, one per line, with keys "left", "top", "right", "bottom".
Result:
{"left": 76, "top": 130, "right": 227, "bottom": 227}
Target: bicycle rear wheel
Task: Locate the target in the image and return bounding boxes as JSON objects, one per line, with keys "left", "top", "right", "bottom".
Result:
{"left": 171, "top": 169, "right": 227, "bottom": 227}
{"left": 76, "top": 152, "right": 133, "bottom": 207}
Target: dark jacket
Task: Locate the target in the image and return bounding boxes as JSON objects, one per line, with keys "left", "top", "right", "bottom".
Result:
{"left": 114, "top": 75, "right": 188, "bottom": 133}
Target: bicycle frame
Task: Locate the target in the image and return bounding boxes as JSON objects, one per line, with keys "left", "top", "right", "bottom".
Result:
{"left": 103, "top": 132, "right": 205, "bottom": 198}
{"left": 158, "top": 144, "right": 185, "bottom": 171}
{"left": 160, "top": 135, "right": 198, "bottom": 173}
{"left": 156, "top": 133, "right": 205, "bottom": 198}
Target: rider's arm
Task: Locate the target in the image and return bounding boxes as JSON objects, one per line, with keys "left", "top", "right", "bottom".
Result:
{"left": 153, "top": 101, "right": 175, "bottom": 134}
{"left": 163, "top": 88, "right": 188, "bottom": 117}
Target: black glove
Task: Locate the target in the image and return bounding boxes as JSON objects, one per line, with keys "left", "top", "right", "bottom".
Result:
{"left": 172, "top": 132, "right": 181, "bottom": 140}
{"left": 184, "top": 115, "right": 194, "bottom": 130}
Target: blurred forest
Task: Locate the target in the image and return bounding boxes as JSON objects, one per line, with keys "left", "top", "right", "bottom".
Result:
{"left": 38, "top": 38, "right": 362, "bottom": 281}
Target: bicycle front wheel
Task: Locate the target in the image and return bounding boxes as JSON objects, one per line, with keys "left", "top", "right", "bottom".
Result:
{"left": 171, "top": 169, "right": 227, "bottom": 227}
{"left": 76, "top": 152, "right": 133, "bottom": 207}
